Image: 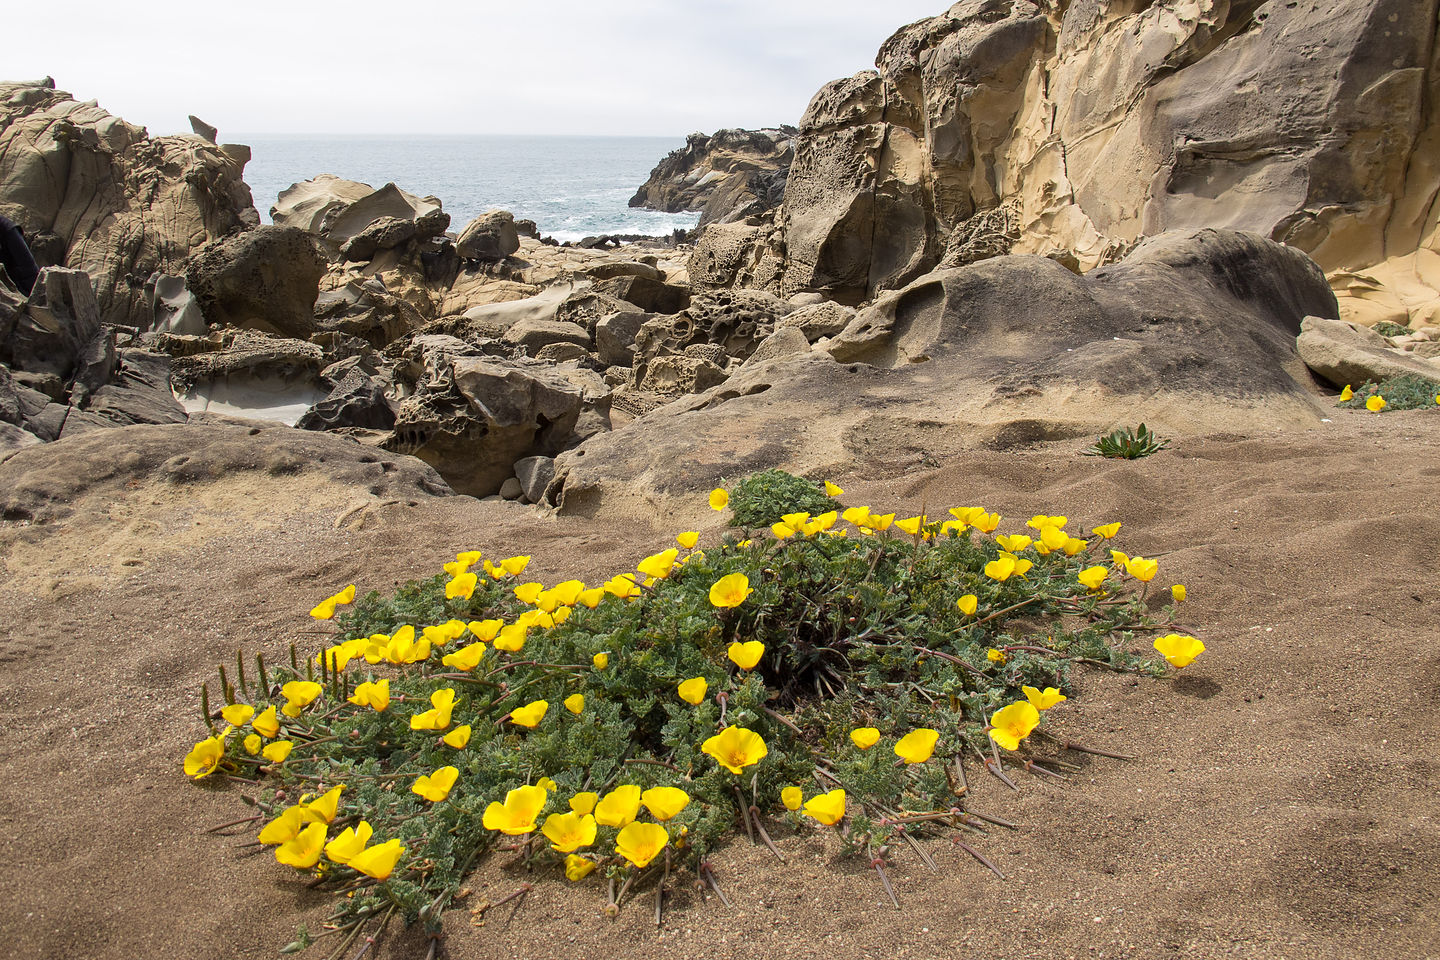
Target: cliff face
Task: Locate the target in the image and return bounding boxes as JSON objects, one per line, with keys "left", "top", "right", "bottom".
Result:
{"left": 629, "top": 127, "right": 796, "bottom": 231}
{"left": 692, "top": 0, "right": 1440, "bottom": 325}
{"left": 0, "top": 79, "right": 258, "bottom": 327}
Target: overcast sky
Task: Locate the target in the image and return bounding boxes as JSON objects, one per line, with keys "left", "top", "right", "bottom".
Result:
{"left": 8, "top": 1, "right": 951, "bottom": 138}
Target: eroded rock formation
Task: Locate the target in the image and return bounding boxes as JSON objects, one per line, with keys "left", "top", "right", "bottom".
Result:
{"left": 630, "top": 127, "right": 796, "bottom": 231}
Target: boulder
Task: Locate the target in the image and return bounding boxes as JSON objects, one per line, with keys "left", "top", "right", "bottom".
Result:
{"left": 0, "top": 79, "right": 258, "bottom": 328}
{"left": 319, "top": 182, "right": 443, "bottom": 247}
{"left": 340, "top": 216, "right": 418, "bottom": 262}
{"left": 533, "top": 343, "right": 591, "bottom": 363}
{"left": 631, "top": 288, "right": 788, "bottom": 377}
{"left": 270, "top": 175, "right": 377, "bottom": 234}
{"left": 513, "top": 455, "right": 555, "bottom": 504}
{"left": 593, "top": 275, "right": 691, "bottom": 314}
{"left": 169, "top": 330, "right": 327, "bottom": 425}
{"left": 456, "top": 211, "right": 521, "bottom": 262}
{"left": 1, "top": 266, "right": 105, "bottom": 382}
{"left": 594, "top": 309, "right": 650, "bottom": 367}
{"left": 582, "top": 261, "right": 661, "bottom": 283}
{"left": 296, "top": 373, "right": 396, "bottom": 432}
{"left": 313, "top": 279, "right": 426, "bottom": 347}
{"left": 185, "top": 226, "right": 326, "bottom": 338}
{"left": 778, "top": 300, "right": 855, "bottom": 342}
{"left": 637, "top": 355, "right": 728, "bottom": 395}
{"left": 743, "top": 326, "right": 811, "bottom": 368}
{"left": 145, "top": 274, "right": 208, "bottom": 336}
{"left": 83, "top": 350, "right": 188, "bottom": 427}
{"left": 502, "top": 318, "right": 592, "bottom": 355}
{"left": 630, "top": 127, "right": 796, "bottom": 229}
{"left": 1296, "top": 316, "right": 1440, "bottom": 390}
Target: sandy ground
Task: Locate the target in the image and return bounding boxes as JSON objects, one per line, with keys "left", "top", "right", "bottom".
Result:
{"left": 1, "top": 409, "right": 1438, "bottom": 960}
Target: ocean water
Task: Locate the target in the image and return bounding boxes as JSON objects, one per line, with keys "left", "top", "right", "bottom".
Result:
{"left": 238, "top": 135, "right": 700, "bottom": 243}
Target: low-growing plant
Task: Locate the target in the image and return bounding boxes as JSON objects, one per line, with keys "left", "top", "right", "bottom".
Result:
{"left": 724, "top": 468, "right": 836, "bottom": 527}
{"left": 1370, "top": 320, "right": 1414, "bottom": 339}
{"left": 184, "top": 484, "right": 1202, "bottom": 958}
{"left": 1082, "top": 423, "right": 1170, "bottom": 459}
{"left": 1336, "top": 374, "right": 1440, "bottom": 412}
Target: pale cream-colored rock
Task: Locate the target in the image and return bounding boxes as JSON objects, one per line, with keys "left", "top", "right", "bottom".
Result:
{"left": 1295, "top": 315, "right": 1440, "bottom": 390}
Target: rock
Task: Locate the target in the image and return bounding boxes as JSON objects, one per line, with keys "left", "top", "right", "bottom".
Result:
{"left": 1296, "top": 315, "right": 1440, "bottom": 389}
{"left": 552, "top": 230, "right": 1338, "bottom": 513}
{"left": 594, "top": 309, "right": 650, "bottom": 367}
{"left": 513, "top": 455, "right": 555, "bottom": 504}
{"left": 743, "top": 326, "right": 811, "bottom": 367}
{"left": 637, "top": 355, "right": 728, "bottom": 395}
{"left": 499, "top": 476, "right": 524, "bottom": 500}
{"left": 630, "top": 127, "right": 796, "bottom": 230}
{"left": 456, "top": 211, "right": 521, "bottom": 262}
{"left": 295, "top": 374, "right": 395, "bottom": 432}
{"left": 1, "top": 266, "right": 105, "bottom": 382}
{"left": 461, "top": 281, "right": 583, "bottom": 331}
{"left": 83, "top": 350, "right": 188, "bottom": 427}
{"left": 554, "top": 290, "right": 642, "bottom": 336}
{"left": 0, "top": 420, "right": 42, "bottom": 463}
{"left": 515, "top": 219, "right": 541, "bottom": 240}
{"left": 188, "top": 115, "right": 218, "bottom": 143}
{"left": 593, "top": 275, "right": 691, "bottom": 314}
{"left": 340, "top": 216, "right": 418, "bottom": 262}
{"left": 502, "top": 318, "right": 592, "bottom": 355}
{"left": 185, "top": 226, "right": 326, "bottom": 339}
{"left": 320, "top": 182, "right": 443, "bottom": 248}
{"left": 631, "top": 288, "right": 788, "bottom": 377}
{"left": 169, "top": 330, "right": 327, "bottom": 425}
{"left": 778, "top": 300, "right": 855, "bottom": 342}
{"left": 533, "top": 343, "right": 591, "bottom": 363}
{"left": 145, "top": 274, "right": 208, "bottom": 336}
{"left": 0, "top": 79, "right": 258, "bottom": 328}
{"left": 582, "top": 261, "right": 661, "bottom": 283}
{"left": 270, "top": 175, "right": 377, "bottom": 234}
{"left": 313, "top": 279, "right": 425, "bottom": 347}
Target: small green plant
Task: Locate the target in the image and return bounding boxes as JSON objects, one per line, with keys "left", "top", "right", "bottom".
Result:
{"left": 1371, "top": 321, "right": 1414, "bottom": 339}
{"left": 1082, "top": 424, "right": 1169, "bottom": 459}
{"left": 725, "top": 468, "right": 834, "bottom": 527}
{"left": 1337, "top": 374, "right": 1440, "bottom": 412}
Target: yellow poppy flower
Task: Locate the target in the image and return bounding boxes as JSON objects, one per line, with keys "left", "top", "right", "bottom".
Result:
{"left": 810, "top": 510, "right": 839, "bottom": 532}
{"left": 594, "top": 784, "right": 642, "bottom": 828}
{"left": 615, "top": 821, "right": 669, "bottom": 868}
{"left": 868, "top": 512, "right": 896, "bottom": 531}
{"left": 709, "top": 488, "right": 729, "bottom": 510}
{"left": 412, "top": 766, "right": 459, "bottom": 803}
{"left": 564, "top": 693, "right": 585, "bottom": 715}
{"left": 492, "top": 623, "right": 528, "bottom": 652}
{"left": 709, "top": 573, "right": 753, "bottom": 609}
{"left": 987, "top": 648, "right": 1007, "bottom": 664}
{"left": 565, "top": 854, "right": 598, "bottom": 881}
{"left": 1092, "top": 522, "right": 1122, "bottom": 539}
{"left": 605, "top": 575, "right": 641, "bottom": 599}
{"left": 221, "top": 704, "right": 254, "bottom": 727}
{"left": 542, "top": 812, "right": 598, "bottom": 853}
{"left": 441, "top": 643, "right": 486, "bottom": 671}
{"left": 802, "top": 789, "right": 846, "bottom": 826}
{"left": 324, "top": 821, "right": 373, "bottom": 865}
{"left": 436, "top": 725, "right": 469, "bottom": 749}
{"left": 771, "top": 521, "right": 797, "bottom": 539}
{"left": 1171, "top": 584, "right": 1186, "bottom": 602}
{"left": 727, "top": 640, "right": 765, "bottom": 670}
{"left": 536, "top": 776, "right": 558, "bottom": 792}
{"left": 956, "top": 594, "right": 978, "bottom": 616}
{"left": 895, "top": 515, "right": 926, "bottom": 536}
{"left": 347, "top": 678, "right": 389, "bottom": 712}
{"left": 308, "top": 584, "right": 356, "bottom": 620}
{"left": 995, "top": 534, "right": 1032, "bottom": 552}
{"left": 243, "top": 733, "right": 261, "bottom": 755}
{"left": 258, "top": 806, "right": 307, "bottom": 845}
{"left": 781, "top": 786, "right": 803, "bottom": 811}
{"left": 443, "top": 559, "right": 469, "bottom": 579}
{"left": 970, "top": 511, "right": 1001, "bottom": 533}
{"left": 701, "top": 726, "right": 768, "bottom": 774}
{"left": 641, "top": 786, "right": 690, "bottom": 821}
{"left": 894, "top": 728, "right": 939, "bottom": 764}
{"left": 1153, "top": 633, "right": 1205, "bottom": 668}
{"left": 262, "top": 740, "right": 294, "bottom": 763}
{"left": 496, "top": 555, "right": 529, "bottom": 577}
{"left": 280, "top": 680, "right": 323, "bottom": 718}
{"left": 637, "top": 549, "right": 680, "bottom": 580}
{"left": 1109, "top": 549, "right": 1129, "bottom": 567}
{"left": 576, "top": 587, "right": 606, "bottom": 609}
{"left": 251, "top": 705, "right": 280, "bottom": 738}
{"left": 275, "top": 821, "right": 327, "bottom": 869}
{"left": 509, "top": 699, "right": 549, "bottom": 728}
{"left": 304, "top": 785, "right": 345, "bottom": 824}
{"left": 445, "top": 572, "right": 478, "bottom": 601}
{"left": 677, "top": 531, "right": 700, "bottom": 550}
{"left": 677, "top": 677, "right": 708, "bottom": 705}
{"left": 1036, "top": 525, "right": 1066, "bottom": 552}
{"left": 1028, "top": 515, "right": 1067, "bottom": 530}
{"left": 850, "top": 727, "right": 880, "bottom": 750}
{"left": 984, "top": 555, "right": 1017, "bottom": 582}
{"left": 410, "top": 688, "right": 456, "bottom": 731}
{"left": 514, "top": 581, "right": 544, "bottom": 605}
{"left": 592, "top": 652, "right": 609, "bottom": 670}
{"left": 1062, "top": 537, "right": 1087, "bottom": 556}
{"left": 1339, "top": 384, "right": 1353, "bottom": 401}
{"left": 1078, "top": 565, "right": 1108, "bottom": 590}
{"left": 569, "top": 791, "right": 599, "bottom": 816}
{"left": 1125, "top": 556, "right": 1159, "bottom": 582}
{"left": 348, "top": 838, "right": 405, "bottom": 880}
{"left": 482, "top": 784, "right": 548, "bottom": 834}
{"left": 824, "top": 481, "right": 844, "bottom": 496}
{"left": 842, "top": 505, "right": 871, "bottom": 526}
{"left": 1366, "top": 394, "right": 1386, "bottom": 412}
{"left": 183, "top": 736, "right": 226, "bottom": 779}
{"left": 988, "top": 702, "right": 1040, "bottom": 751}
{"left": 1022, "top": 685, "right": 1067, "bottom": 710}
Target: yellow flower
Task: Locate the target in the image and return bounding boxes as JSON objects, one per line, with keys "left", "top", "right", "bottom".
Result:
{"left": 842, "top": 505, "right": 871, "bottom": 526}
{"left": 727, "top": 640, "right": 765, "bottom": 670}
{"left": 709, "top": 573, "right": 753, "bottom": 609}
{"left": 383, "top": 626, "right": 429, "bottom": 664}
{"left": 500, "top": 555, "right": 531, "bottom": 577}
{"left": 1367, "top": 395, "right": 1386, "bottom": 412}
{"left": 1125, "top": 555, "right": 1159, "bottom": 582}
{"left": 989, "top": 702, "right": 1040, "bottom": 751}
{"left": 1038, "top": 525, "right": 1068, "bottom": 552}
{"left": 552, "top": 579, "right": 587, "bottom": 607}
{"left": 318, "top": 639, "right": 365, "bottom": 672}
{"left": 1092, "top": 522, "right": 1122, "bottom": 539}
{"left": 809, "top": 510, "right": 839, "bottom": 533}
{"left": 781, "top": 786, "right": 803, "bottom": 811}
{"left": 514, "top": 582, "right": 544, "bottom": 605}
{"left": 995, "top": 534, "right": 1032, "bottom": 552}
{"left": 605, "top": 575, "right": 641, "bottom": 599}
{"left": 309, "top": 584, "right": 356, "bottom": 620}
{"left": 701, "top": 726, "right": 768, "bottom": 774}
{"left": 569, "top": 791, "right": 599, "bottom": 816}
{"left": 1171, "top": 584, "right": 1186, "bottom": 602}
{"left": 592, "top": 652, "right": 609, "bottom": 670}
{"left": 677, "top": 677, "right": 708, "bottom": 705}
{"left": 709, "top": 488, "right": 729, "bottom": 510}
{"left": 410, "top": 688, "right": 456, "bottom": 731}
{"left": 280, "top": 680, "right": 323, "bottom": 718}
{"left": 641, "top": 786, "right": 690, "bottom": 821}
{"left": 275, "top": 821, "right": 327, "bottom": 869}
{"left": 183, "top": 736, "right": 226, "bottom": 779}
{"left": 542, "top": 812, "right": 598, "bottom": 853}
{"left": 987, "top": 648, "right": 1007, "bottom": 664}
{"left": 771, "top": 521, "right": 797, "bottom": 539}
{"left": 467, "top": 619, "right": 502, "bottom": 642}
{"left": 1153, "top": 633, "right": 1205, "bottom": 668}
{"left": 221, "top": 704, "right": 254, "bottom": 727}
{"left": 412, "top": 766, "right": 460, "bottom": 803}
{"left": 1022, "top": 685, "right": 1067, "bottom": 710}
{"left": 576, "top": 587, "right": 606, "bottom": 609}
{"left": 1078, "top": 565, "right": 1108, "bottom": 590}
{"left": 850, "top": 727, "right": 880, "bottom": 749}
{"left": 1028, "top": 514, "right": 1067, "bottom": 530}
{"left": 442, "top": 724, "right": 472, "bottom": 749}
{"left": 615, "top": 822, "right": 669, "bottom": 868}
{"left": 445, "top": 572, "right": 478, "bottom": 601}
{"left": 243, "top": 733, "right": 261, "bottom": 755}
{"left": 1340, "top": 384, "right": 1353, "bottom": 401}
{"left": 894, "top": 728, "right": 939, "bottom": 764}
{"left": 564, "top": 854, "right": 598, "bottom": 881}
{"left": 564, "top": 693, "right": 585, "bottom": 715}
{"left": 324, "top": 821, "right": 373, "bottom": 865}
{"left": 868, "top": 512, "right": 896, "bottom": 531}
{"left": 262, "top": 740, "right": 294, "bottom": 763}
{"left": 441, "top": 642, "right": 486, "bottom": 671}
{"left": 482, "top": 784, "right": 548, "bottom": 834}
{"left": 252, "top": 704, "right": 280, "bottom": 738}
{"left": 348, "top": 838, "right": 405, "bottom": 880}
{"left": 455, "top": 549, "right": 482, "bottom": 566}
{"left": 895, "top": 515, "right": 926, "bottom": 536}
{"left": 677, "top": 531, "right": 700, "bottom": 549}
{"left": 442, "top": 559, "right": 468, "bottom": 579}
{"left": 493, "top": 623, "right": 527, "bottom": 652}
{"left": 537, "top": 776, "right": 558, "bottom": 792}
{"left": 984, "top": 555, "right": 1017, "bottom": 582}
{"left": 304, "top": 785, "right": 345, "bottom": 824}
{"left": 349, "top": 678, "right": 390, "bottom": 712}
{"left": 1062, "top": 537, "right": 1087, "bottom": 556}
{"left": 1109, "top": 549, "right": 1129, "bottom": 567}
{"left": 509, "top": 699, "right": 549, "bottom": 728}
{"left": 802, "top": 789, "right": 846, "bottom": 826}
{"left": 258, "top": 806, "right": 307, "bottom": 845}
{"left": 637, "top": 548, "right": 680, "bottom": 580}
{"left": 971, "top": 511, "right": 1001, "bottom": 533}
{"left": 956, "top": 594, "right": 978, "bottom": 616}
{"left": 594, "top": 784, "right": 642, "bottom": 828}
{"left": 824, "top": 481, "right": 844, "bottom": 496}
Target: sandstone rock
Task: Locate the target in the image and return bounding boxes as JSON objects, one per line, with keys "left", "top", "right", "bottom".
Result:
{"left": 456, "top": 211, "right": 521, "bottom": 262}
{"left": 314, "top": 278, "right": 426, "bottom": 347}
{"left": 0, "top": 420, "right": 41, "bottom": 463}
{"left": 499, "top": 477, "right": 524, "bottom": 500}
{"left": 320, "top": 182, "right": 443, "bottom": 248}
{"left": 270, "top": 175, "right": 377, "bottom": 234}
{"left": 340, "top": 216, "right": 418, "bottom": 262}
{"left": 145, "top": 274, "right": 208, "bottom": 336}
{"left": 188, "top": 115, "right": 218, "bottom": 143}
{"left": 1296, "top": 316, "right": 1440, "bottom": 390}
{"left": 637, "top": 355, "right": 728, "bottom": 395}
{"left": 533, "top": 343, "right": 591, "bottom": 363}
{"left": 185, "top": 226, "right": 326, "bottom": 339}
{"left": 83, "top": 350, "right": 188, "bottom": 427}
{"left": 594, "top": 309, "right": 650, "bottom": 367}
{"left": 593, "top": 275, "right": 691, "bottom": 314}
{"left": 461, "top": 281, "right": 583, "bottom": 331}
{"left": 631, "top": 288, "right": 788, "bottom": 376}
{"left": 169, "top": 330, "right": 327, "bottom": 425}
{"left": 582, "top": 261, "right": 661, "bottom": 283}
{"left": 630, "top": 127, "right": 795, "bottom": 230}
{"left": 743, "top": 326, "right": 811, "bottom": 368}
{"left": 295, "top": 374, "right": 396, "bottom": 432}
{"left": 778, "top": 300, "right": 855, "bottom": 342}
{"left": 554, "top": 290, "right": 641, "bottom": 336}
{"left": 1, "top": 266, "right": 105, "bottom": 382}
{"left": 0, "top": 79, "right": 258, "bottom": 328}
{"left": 513, "top": 455, "right": 555, "bottom": 504}
{"left": 503, "top": 318, "right": 592, "bottom": 355}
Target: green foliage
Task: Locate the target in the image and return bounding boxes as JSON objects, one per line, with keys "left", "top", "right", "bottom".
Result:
{"left": 1371, "top": 321, "right": 1414, "bottom": 339}
{"left": 1337, "top": 375, "right": 1440, "bottom": 411}
{"left": 1083, "top": 423, "right": 1170, "bottom": 459}
{"left": 725, "top": 468, "right": 835, "bottom": 527}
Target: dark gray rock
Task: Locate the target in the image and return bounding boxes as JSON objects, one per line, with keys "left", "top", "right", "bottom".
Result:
{"left": 1, "top": 267, "right": 104, "bottom": 381}
{"left": 456, "top": 211, "right": 520, "bottom": 262}
{"left": 185, "top": 226, "right": 326, "bottom": 339}
{"left": 340, "top": 216, "right": 418, "bottom": 262}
